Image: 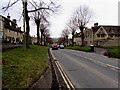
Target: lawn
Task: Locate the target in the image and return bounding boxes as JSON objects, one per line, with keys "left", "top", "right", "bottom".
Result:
{"left": 65, "top": 46, "right": 91, "bottom": 52}
{"left": 2, "top": 45, "right": 49, "bottom": 88}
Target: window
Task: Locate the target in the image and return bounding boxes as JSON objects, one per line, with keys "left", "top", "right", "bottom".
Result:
{"left": 101, "top": 34, "right": 105, "bottom": 37}
{"left": 97, "top": 34, "right": 100, "bottom": 37}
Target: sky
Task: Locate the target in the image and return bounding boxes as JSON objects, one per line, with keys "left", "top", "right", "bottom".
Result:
{"left": 0, "top": 0, "right": 119, "bottom": 38}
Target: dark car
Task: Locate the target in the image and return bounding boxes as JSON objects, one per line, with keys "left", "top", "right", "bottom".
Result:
{"left": 51, "top": 45, "right": 59, "bottom": 50}
{"left": 59, "top": 45, "right": 64, "bottom": 49}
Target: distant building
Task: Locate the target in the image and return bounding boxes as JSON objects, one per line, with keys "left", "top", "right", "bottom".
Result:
{"left": 31, "top": 36, "right": 37, "bottom": 44}
{"left": 0, "top": 15, "right": 23, "bottom": 44}
{"left": 74, "top": 32, "right": 82, "bottom": 46}
{"left": 83, "top": 27, "right": 93, "bottom": 46}
{"left": 74, "top": 23, "right": 120, "bottom": 46}
{"left": 91, "top": 23, "right": 120, "bottom": 46}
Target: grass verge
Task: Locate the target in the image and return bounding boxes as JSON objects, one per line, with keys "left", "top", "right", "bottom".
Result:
{"left": 2, "top": 45, "right": 49, "bottom": 88}
{"left": 65, "top": 46, "right": 91, "bottom": 52}
{"left": 99, "top": 46, "right": 120, "bottom": 59}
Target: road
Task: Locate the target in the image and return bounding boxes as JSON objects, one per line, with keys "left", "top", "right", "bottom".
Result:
{"left": 52, "top": 49, "right": 119, "bottom": 88}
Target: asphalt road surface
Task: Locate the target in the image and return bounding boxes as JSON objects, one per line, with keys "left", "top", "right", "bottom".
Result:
{"left": 52, "top": 49, "right": 119, "bottom": 88}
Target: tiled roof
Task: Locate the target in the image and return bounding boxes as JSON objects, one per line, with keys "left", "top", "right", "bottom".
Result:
{"left": 2, "top": 15, "right": 23, "bottom": 33}
{"left": 92, "top": 25, "right": 120, "bottom": 36}
{"left": 99, "top": 26, "right": 120, "bottom": 35}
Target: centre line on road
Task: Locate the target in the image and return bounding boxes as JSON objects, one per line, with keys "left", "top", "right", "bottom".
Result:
{"left": 75, "top": 54, "right": 120, "bottom": 71}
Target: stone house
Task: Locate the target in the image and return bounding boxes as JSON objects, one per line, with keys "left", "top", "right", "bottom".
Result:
{"left": 92, "top": 23, "right": 120, "bottom": 46}
{"left": 83, "top": 28, "right": 93, "bottom": 46}
{"left": 74, "top": 32, "right": 82, "bottom": 46}
{"left": 31, "top": 36, "right": 37, "bottom": 44}
{"left": 74, "top": 23, "right": 120, "bottom": 46}
{"left": 0, "top": 15, "right": 23, "bottom": 43}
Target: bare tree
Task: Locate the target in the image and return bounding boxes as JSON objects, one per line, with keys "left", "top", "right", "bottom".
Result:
{"left": 67, "top": 17, "right": 77, "bottom": 46}
{"left": 43, "top": 29, "right": 50, "bottom": 46}
{"left": 2, "top": 0, "right": 60, "bottom": 48}
{"left": 30, "top": 1, "right": 49, "bottom": 45}
{"left": 73, "top": 5, "right": 92, "bottom": 46}
{"left": 58, "top": 37, "right": 65, "bottom": 45}
{"left": 61, "top": 29, "right": 70, "bottom": 46}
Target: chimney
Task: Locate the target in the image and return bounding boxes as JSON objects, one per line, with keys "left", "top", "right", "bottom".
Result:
{"left": 7, "top": 14, "right": 11, "bottom": 26}
{"left": 11, "top": 19, "right": 17, "bottom": 28}
{"left": 13, "top": 19, "right": 17, "bottom": 24}
{"left": 94, "top": 23, "right": 98, "bottom": 28}
{"left": 7, "top": 13, "right": 10, "bottom": 20}
{"left": 17, "top": 27, "right": 21, "bottom": 30}
{"left": 85, "top": 27, "right": 88, "bottom": 30}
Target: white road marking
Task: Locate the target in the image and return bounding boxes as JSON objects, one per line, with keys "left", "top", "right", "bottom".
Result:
{"left": 75, "top": 54, "right": 120, "bottom": 71}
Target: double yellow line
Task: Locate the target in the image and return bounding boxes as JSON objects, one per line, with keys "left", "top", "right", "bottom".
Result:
{"left": 50, "top": 48, "right": 75, "bottom": 89}
{"left": 55, "top": 61, "right": 75, "bottom": 90}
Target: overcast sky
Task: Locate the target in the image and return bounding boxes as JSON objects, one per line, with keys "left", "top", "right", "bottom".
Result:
{"left": 0, "top": 0, "right": 119, "bottom": 38}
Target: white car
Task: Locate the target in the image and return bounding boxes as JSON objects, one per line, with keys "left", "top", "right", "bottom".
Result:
{"left": 59, "top": 45, "right": 64, "bottom": 49}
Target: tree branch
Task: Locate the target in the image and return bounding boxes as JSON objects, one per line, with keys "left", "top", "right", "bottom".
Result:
{"left": 2, "top": 0, "right": 19, "bottom": 11}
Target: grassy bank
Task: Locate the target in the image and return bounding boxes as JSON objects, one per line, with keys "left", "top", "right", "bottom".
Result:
{"left": 100, "top": 46, "right": 120, "bottom": 59}
{"left": 2, "top": 45, "right": 49, "bottom": 88}
{"left": 65, "top": 46, "right": 91, "bottom": 52}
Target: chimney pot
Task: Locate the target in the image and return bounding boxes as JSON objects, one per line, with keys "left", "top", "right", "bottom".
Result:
{"left": 94, "top": 23, "right": 98, "bottom": 27}
{"left": 13, "top": 19, "right": 17, "bottom": 24}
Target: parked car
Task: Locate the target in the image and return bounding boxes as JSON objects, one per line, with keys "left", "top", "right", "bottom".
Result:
{"left": 59, "top": 45, "right": 64, "bottom": 49}
{"left": 51, "top": 45, "right": 59, "bottom": 50}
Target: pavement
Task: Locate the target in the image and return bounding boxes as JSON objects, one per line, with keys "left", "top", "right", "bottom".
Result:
{"left": 1, "top": 44, "right": 22, "bottom": 52}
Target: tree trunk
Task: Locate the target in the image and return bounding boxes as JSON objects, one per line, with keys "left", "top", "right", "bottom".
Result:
{"left": 72, "top": 33, "right": 75, "bottom": 46}
{"left": 66, "top": 36, "right": 68, "bottom": 46}
{"left": 35, "top": 19, "right": 40, "bottom": 45}
{"left": 41, "top": 30, "right": 44, "bottom": 46}
{"left": 37, "top": 24, "right": 40, "bottom": 44}
{"left": 80, "top": 26, "right": 85, "bottom": 46}
{"left": 44, "top": 35, "right": 46, "bottom": 46}
{"left": 41, "top": 33, "right": 42, "bottom": 46}
{"left": 23, "top": 2, "right": 30, "bottom": 48}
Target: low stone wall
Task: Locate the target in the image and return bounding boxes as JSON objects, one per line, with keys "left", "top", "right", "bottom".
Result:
{"left": 94, "top": 47, "right": 108, "bottom": 56}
